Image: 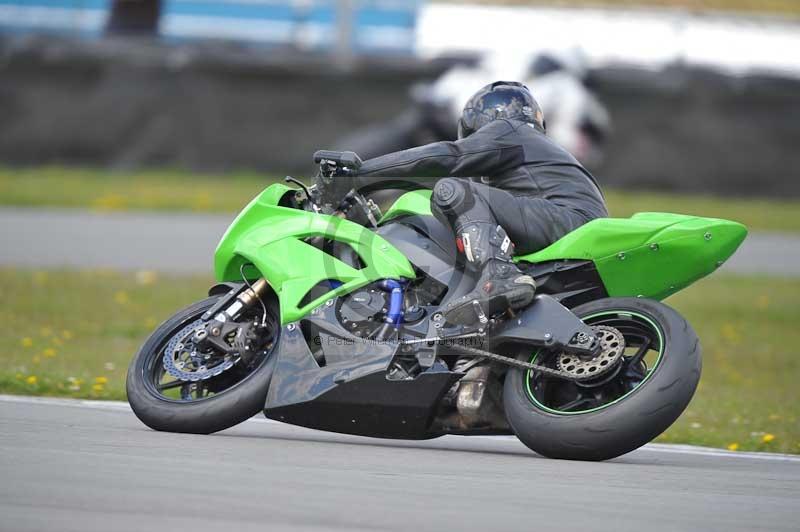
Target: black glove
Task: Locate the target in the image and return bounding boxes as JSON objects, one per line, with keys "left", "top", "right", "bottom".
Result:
{"left": 313, "top": 150, "right": 363, "bottom": 173}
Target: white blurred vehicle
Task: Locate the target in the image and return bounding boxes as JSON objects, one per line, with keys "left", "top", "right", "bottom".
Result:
{"left": 340, "top": 48, "right": 612, "bottom": 168}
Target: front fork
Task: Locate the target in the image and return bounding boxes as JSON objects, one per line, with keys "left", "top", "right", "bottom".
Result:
{"left": 197, "top": 278, "right": 271, "bottom": 359}
{"left": 208, "top": 279, "right": 270, "bottom": 328}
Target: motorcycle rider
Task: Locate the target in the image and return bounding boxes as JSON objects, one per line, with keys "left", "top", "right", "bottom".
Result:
{"left": 356, "top": 81, "right": 608, "bottom": 326}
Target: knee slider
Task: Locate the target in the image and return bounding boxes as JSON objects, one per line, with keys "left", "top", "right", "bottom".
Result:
{"left": 433, "top": 178, "right": 473, "bottom": 213}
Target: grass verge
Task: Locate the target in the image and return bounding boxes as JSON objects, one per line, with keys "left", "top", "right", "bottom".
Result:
{"left": 0, "top": 268, "right": 797, "bottom": 453}
{"left": 2, "top": 166, "right": 800, "bottom": 232}
{"left": 0, "top": 269, "right": 210, "bottom": 402}
{"left": 0, "top": 166, "right": 269, "bottom": 213}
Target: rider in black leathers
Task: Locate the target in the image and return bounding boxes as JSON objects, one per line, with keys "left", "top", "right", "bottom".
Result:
{"left": 357, "top": 81, "right": 608, "bottom": 325}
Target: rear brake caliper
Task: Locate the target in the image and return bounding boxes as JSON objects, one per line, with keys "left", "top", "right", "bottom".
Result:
{"left": 557, "top": 325, "right": 626, "bottom": 380}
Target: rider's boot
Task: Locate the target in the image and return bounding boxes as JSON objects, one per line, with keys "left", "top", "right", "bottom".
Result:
{"left": 442, "top": 222, "right": 536, "bottom": 326}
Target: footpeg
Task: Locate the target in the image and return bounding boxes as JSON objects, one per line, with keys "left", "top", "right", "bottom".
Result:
{"left": 472, "top": 300, "right": 489, "bottom": 324}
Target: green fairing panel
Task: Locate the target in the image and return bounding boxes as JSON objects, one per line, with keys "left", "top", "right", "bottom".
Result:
{"left": 379, "top": 192, "right": 747, "bottom": 300}
{"left": 516, "top": 212, "right": 748, "bottom": 300}
{"left": 379, "top": 189, "right": 433, "bottom": 224}
{"left": 215, "top": 184, "right": 416, "bottom": 324}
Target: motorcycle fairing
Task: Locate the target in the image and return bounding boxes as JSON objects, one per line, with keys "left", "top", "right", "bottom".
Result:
{"left": 378, "top": 189, "right": 434, "bottom": 224}
{"left": 519, "top": 212, "right": 747, "bottom": 300}
{"left": 375, "top": 216, "right": 457, "bottom": 286}
{"left": 261, "top": 291, "right": 598, "bottom": 439}
{"left": 381, "top": 190, "right": 747, "bottom": 301}
{"left": 214, "top": 184, "right": 416, "bottom": 324}
{"left": 263, "top": 303, "right": 461, "bottom": 439}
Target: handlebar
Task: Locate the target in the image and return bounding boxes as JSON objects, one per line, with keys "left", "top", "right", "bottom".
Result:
{"left": 313, "top": 150, "right": 363, "bottom": 172}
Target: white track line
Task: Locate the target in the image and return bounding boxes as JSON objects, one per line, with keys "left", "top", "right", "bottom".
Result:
{"left": 2, "top": 394, "right": 798, "bottom": 462}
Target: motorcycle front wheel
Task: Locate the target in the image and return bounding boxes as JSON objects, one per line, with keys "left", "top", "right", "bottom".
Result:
{"left": 126, "top": 296, "right": 279, "bottom": 434}
{"left": 503, "top": 297, "right": 701, "bottom": 461}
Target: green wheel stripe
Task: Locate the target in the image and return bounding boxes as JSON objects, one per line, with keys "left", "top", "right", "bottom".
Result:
{"left": 524, "top": 310, "right": 665, "bottom": 415}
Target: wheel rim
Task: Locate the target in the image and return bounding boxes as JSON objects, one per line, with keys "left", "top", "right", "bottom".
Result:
{"left": 142, "top": 305, "right": 278, "bottom": 403}
{"left": 524, "top": 310, "right": 665, "bottom": 415}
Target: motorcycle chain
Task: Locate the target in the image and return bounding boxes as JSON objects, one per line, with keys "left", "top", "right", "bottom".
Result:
{"left": 446, "top": 342, "right": 589, "bottom": 381}
{"left": 422, "top": 328, "right": 624, "bottom": 382}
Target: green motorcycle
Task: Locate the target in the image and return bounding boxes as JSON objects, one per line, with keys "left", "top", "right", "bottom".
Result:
{"left": 127, "top": 151, "right": 747, "bottom": 461}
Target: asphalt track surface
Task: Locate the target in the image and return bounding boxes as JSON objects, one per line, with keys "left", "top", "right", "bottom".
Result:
{"left": 1, "top": 396, "right": 799, "bottom": 532}
{"left": 2, "top": 207, "right": 800, "bottom": 276}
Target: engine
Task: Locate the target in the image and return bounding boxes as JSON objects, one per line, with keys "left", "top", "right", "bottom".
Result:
{"left": 337, "top": 288, "right": 390, "bottom": 337}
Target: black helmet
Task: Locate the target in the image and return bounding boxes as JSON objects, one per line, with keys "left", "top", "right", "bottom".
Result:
{"left": 458, "top": 81, "right": 545, "bottom": 139}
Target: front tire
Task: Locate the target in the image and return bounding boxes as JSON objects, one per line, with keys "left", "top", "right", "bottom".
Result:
{"left": 126, "top": 297, "right": 278, "bottom": 434}
{"left": 503, "top": 297, "right": 701, "bottom": 461}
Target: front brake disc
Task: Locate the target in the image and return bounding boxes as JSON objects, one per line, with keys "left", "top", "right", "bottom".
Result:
{"left": 162, "top": 319, "right": 238, "bottom": 382}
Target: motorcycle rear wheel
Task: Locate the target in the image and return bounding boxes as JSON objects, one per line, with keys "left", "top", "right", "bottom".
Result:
{"left": 503, "top": 297, "right": 701, "bottom": 461}
{"left": 126, "top": 296, "right": 278, "bottom": 434}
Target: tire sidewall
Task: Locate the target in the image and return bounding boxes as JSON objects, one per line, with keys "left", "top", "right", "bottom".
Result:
{"left": 503, "top": 297, "right": 702, "bottom": 461}
{"left": 126, "top": 296, "right": 278, "bottom": 434}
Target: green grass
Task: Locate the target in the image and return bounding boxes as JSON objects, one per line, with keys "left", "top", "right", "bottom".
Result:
{"left": 0, "top": 268, "right": 797, "bottom": 453}
{"left": 2, "top": 166, "right": 799, "bottom": 232}
{"left": 0, "top": 166, "right": 271, "bottom": 213}
{"left": 0, "top": 269, "right": 211, "bottom": 401}
{"left": 604, "top": 189, "right": 800, "bottom": 233}
{"left": 655, "top": 275, "right": 800, "bottom": 453}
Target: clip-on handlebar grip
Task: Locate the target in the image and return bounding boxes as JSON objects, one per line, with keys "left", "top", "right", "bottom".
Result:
{"left": 312, "top": 150, "right": 363, "bottom": 171}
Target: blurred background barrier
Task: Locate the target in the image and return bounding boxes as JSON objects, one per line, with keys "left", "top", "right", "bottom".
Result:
{"left": 0, "top": 35, "right": 446, "bottom": 174}
{"left": 1, "top": 1, "right": 800, "bottom": 195}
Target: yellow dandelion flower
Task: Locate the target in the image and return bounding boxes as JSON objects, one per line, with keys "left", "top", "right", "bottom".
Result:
{"left": 92, "top": 384, "right": 105, "bottom": 392}
{"left": 191, "top": 192, "right": 213, "bottom": 211}
{"left": 762, "top": 433, "right": 775, "bottom": 444}
{"left": 42, "top": 348, "right": 57, "bottom": 358}
{"left": 768, "top": 414, "right": 781, "bottom": 421}
{"left": 722, "top": 323, "right": 742, "bottom": 345}
{"left": 92, "top": 194, "right": 127, "bottom": 211}
{"left": 39, "top": 327, "right": 53, "bottom": 337}
{"left": 61, "top": 330, "right": 73, "bottom": 340}
{"left": 114, "top": 291, "right": 130, "bottom": 305}
{"left": 727, "top": 443, "right": 739, "bottom": 451}
{"left": 21, "top": 337, "right": 33, "bottom": 348}
{"left": 25, "top": 375, "right": 38, "bottom": 385}
{"left": 94, "top": 376, "right": 108, "bottom": 385}
{"left": 135, "top": 270, "right": 158, "bottom": 286}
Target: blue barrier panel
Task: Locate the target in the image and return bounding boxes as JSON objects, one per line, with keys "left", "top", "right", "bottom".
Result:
{"left": 354, "top": 1, "right": 418, "bottom": 52}
{"left": 0, "top": 0, "right": 111, "bottom": 37}
{"left": 0, "top": 0, "right": 420, "bottom": 54}
{"left": 161, "top": 0, "right": 420, "bottom": 53}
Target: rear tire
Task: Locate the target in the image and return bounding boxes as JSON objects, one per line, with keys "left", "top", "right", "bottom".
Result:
{"left": 126, "top": 297, "right": 278, "bottom": 434}
{"left": 503, "top": 297, "right": 701, "bottom": 461}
